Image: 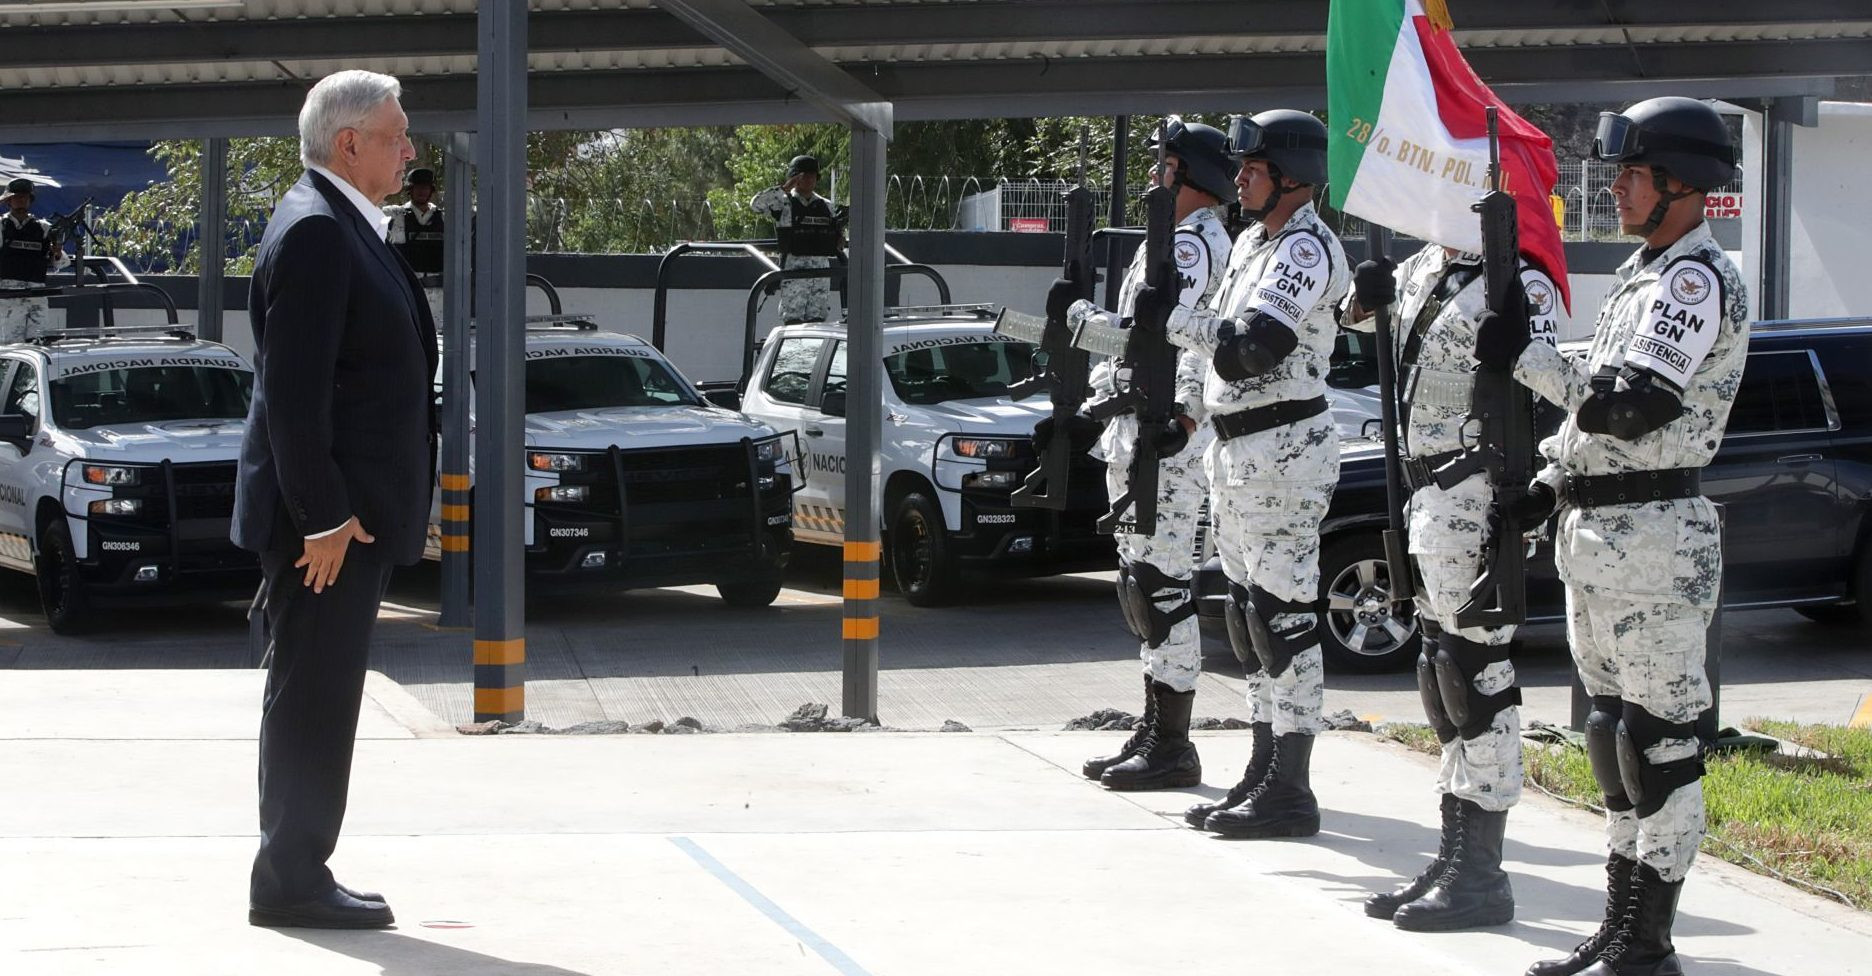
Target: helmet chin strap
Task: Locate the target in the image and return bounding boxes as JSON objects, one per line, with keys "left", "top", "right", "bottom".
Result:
{"left": 1241, "top": 166, "right": 1307, "bottom": 223}
{"left": 1639, "top": 167, "right": 1699, "bottom": 236}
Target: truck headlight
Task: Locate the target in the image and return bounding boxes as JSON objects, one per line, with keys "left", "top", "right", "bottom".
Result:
{"left": 89, "top": 498, "right": 142, "bottom": 516}
{"left": 753, "top": 438, "right": 784, "bottom": 464}
{"left": 82, "top": 464, "right": 141, "bottom": 486}
{"left": 949, "top": 437, "right": 1018, "bottom": 460}
{"left": 534, "top": 485, "right": 589, "bottom": 503}
{"left": 963, "top": 470, "right": 1018, "bottom": 490}
{"left": 528, "top": 452, "right": 587, "bottom": 473}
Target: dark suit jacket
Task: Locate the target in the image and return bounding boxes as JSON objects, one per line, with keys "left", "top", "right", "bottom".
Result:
{"left": 233, "top": 171, "right": 439, "bottom": 566}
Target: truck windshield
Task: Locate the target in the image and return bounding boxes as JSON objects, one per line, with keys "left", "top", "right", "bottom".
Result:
{"left": 884, "top": 339, "right": 1035, "bottom": 405}
{"left": 52, "top": 365, "right": 253, "bottom": 429}
{"left": 524, "top": 354, "right": 700, "bottom": 413}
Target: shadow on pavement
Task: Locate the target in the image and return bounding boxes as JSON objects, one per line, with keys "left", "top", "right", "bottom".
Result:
{"left": 284, "top": 929, "right": 596, "bottom": 976}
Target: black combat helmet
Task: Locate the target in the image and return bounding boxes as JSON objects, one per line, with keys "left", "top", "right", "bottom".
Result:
{"left": 404, "top": 167, "right": 436, "bottom": 188}
{"left": 786, "top": 155, "right": 821, "bottom": 179}
{"left": 1594, "top": 97, "right": 1736, "bottom": 192}
{"left": 1227, "top": 110, "right": 1330, "bottom": 186}
{"left": 1147, "top": 117, "right": 1237, "bottom": 205}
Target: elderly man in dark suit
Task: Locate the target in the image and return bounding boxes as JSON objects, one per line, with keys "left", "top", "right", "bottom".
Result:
{"left": 235, "top": 69, "right": 436, "bottom": 930}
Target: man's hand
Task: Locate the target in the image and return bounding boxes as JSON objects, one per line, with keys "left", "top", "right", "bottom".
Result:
{"left": 1033, "top": 411, "right": 1101, "bottom": 455}
{"left": 1507, "top": 480, "right": 1558, "bottom": 525}
{"left": 1046, "top": 276, "right": 1079, "bottom": 323}
{"left": 781, "top": 174, "right": 802, "bottom": 193}
{"left": 1154, "top": 416, "right": 1192, "bottom": 457}
{"left": 1473, "top": 309, "right": 1531, "bottom": 370}
{"left": 1352, "top": 257, "right": 1398, "bottom": 311}
{"left": 296, "top": 517, "right": 374, "bottom": 594}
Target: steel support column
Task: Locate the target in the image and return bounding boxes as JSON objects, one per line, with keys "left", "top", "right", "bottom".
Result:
{"left": 1760, "top": 96, "right": 1815, "bottom": 322}
{"left": 197, "top": 137, "right": 227, "bottom": 342}
{"left": 472, "top": 0, "right": 527, "bottom": 723}
{"left": 439, "top": 133, "right": 474, "bottom": 630}
{"left": 1103, "top": 115, "right": 1129, "bottom": 310}
{"left": 659, "top": 0, "right": 893, "bottom": 723}
{"left": 842, "top": 123, "right": 888, "bottom": 722}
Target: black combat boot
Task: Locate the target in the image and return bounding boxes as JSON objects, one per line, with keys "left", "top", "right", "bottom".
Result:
{"left": 1183, "top": 721, "right": 1274, "bottom": 828}
{"left": 1393, "top": 799, "right": 1514, "bottom": 930}
{"left": 1202, "top": 732, "right": 1319, "bottom": 837}
{"left": 1100, "top": 682, "right": 1201, "bottom": 791}
{"left": 1365, "top": 792, "right": 1461, "bottom": 918}
{"left": 1082, "top": 675, "right": 1155, "bottom": 780}
{"left": 1578, "top": 863, "right": 1685, "bottom": 976}
{"left": 1525, "top": 853, "right": 1639, "bottom": 976}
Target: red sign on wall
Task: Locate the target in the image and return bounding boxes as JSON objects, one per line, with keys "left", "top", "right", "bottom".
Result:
{"left": 1008, "top": 218, "right": 1051, "bottom": 233}
{"left": 1705, "top": 193, "right": 1744, "bottom": 220}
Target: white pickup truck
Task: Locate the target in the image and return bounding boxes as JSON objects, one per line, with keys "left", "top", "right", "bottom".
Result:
{"left": 429, "top": 320, "right": 797, "bottom": 607}
{"left": 736, "top": 304, "right": 1112, "bottom": 605}
{"left": 0, "top": 324, "right": 256, "bottom": 633}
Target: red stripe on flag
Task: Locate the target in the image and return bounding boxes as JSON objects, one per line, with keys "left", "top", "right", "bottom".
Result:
{"left": 1412, "top": 14, "right": 1571, "bottom": 312}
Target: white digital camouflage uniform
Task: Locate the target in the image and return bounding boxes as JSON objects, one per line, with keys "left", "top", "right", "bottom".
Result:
{"left": 750, "top": 187, "right": 838, "bottom": 324}
{"left": 1512, "top": 221, "right": 1746, "bottom": 882}
{"left": 1165, "top": 201, "right": 1348, "bottom": 734}
{"left": 1347, "top": 246, "right": 1561, "bottom": 811}
{"left": 0, "top": 213, "right": 65, "bottom": 342}
{"left": 1065, "top": 205, "right": 1231, "bottom": 692}
{"left": 382, "top": 202, "right": 446, "bottom": 324}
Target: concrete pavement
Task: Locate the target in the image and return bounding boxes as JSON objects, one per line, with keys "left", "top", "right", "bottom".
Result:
{"left": 3, "top": 669, "right": 1864, "bottom": 975}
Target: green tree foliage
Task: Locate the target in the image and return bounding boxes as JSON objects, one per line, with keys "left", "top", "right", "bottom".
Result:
{"left": 102, "top": 137, "right": 306, "bottom": 275}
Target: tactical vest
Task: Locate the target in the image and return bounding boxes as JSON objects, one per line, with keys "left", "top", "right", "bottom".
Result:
{"left": 396, "top": 208, "right": 445, "bottom": 274}
{"left": 778, "top": 195, "right": 840, "bottom": 258}
{"left": 0, "top": 217, "right": 51, "bottom": 284}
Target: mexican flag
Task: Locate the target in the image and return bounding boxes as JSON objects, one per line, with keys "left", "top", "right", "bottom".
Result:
{"left": 1327, "top": 0, "right": 1570, "bottom": 310}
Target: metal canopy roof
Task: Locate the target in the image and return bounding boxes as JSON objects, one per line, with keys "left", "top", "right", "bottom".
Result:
{"left": 0, "top": 0, "right": 1857, "bottom": 142}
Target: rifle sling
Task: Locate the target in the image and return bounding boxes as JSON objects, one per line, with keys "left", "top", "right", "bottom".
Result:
{"left": 1210, "top": 396, "right": 1329, "bottom": 441}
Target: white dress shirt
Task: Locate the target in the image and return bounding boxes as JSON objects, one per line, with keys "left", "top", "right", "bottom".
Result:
{"left": 302, "top": 164, "right": 391, "bottom": 539}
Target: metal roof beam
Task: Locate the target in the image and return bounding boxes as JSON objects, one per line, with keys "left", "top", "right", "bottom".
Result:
{"left": 6, "top": 1, "right": 1856, "bottom": 72}
{"left": 655, "top": 0, "right": 890, "bottom": 135}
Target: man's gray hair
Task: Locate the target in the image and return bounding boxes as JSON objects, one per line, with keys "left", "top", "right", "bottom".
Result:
{"left": 299, "top": 70, "right": 403, "bottom": 168}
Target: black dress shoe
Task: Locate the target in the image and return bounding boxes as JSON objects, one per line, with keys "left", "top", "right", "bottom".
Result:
{"left": 250, "top": 887, "right": 395, "bottom": 929}
{"left": 337, "top": 882, "right": 383, "bottom": 904}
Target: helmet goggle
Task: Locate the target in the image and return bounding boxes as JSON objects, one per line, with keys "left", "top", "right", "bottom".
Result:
{"left": 1148, "top": 115, "right": 1188, "bottom": 152}
{"left": 1226, "top": 116, "right": 1264, "bottom": 159}
{"left": 1592, "top": 111, "right": 1737, "bottom": 166}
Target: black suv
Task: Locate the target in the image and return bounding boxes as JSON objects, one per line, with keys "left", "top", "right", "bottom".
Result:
{"left": 1198, "top": 319, "right": 1872, "bottom": 671}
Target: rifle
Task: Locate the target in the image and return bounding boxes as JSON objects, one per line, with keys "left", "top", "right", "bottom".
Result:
{"left": 997, "top": 127, "right": 1095, "bottom": 511}
{"left": 1367, "top": 225, "right": 1415, "bottom": 604}
{"left": 46, "top": 198, "right": 94, "bottom": 278}
{"left": 1453, "top": 106, "right": 1532, "bottom": 629}
{"left": 994, "top": 118, "right": 1178, "bottom": 534}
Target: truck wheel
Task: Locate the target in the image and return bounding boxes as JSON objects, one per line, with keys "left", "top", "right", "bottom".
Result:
{"left": 1317, "top": 532, "right": 1418, "bottom": 673}
{"left": 888, "top": 491, "right": 957, "bottom": 607}
{"left": 36, "top": 518, "right": 91, "bottom": 636}
{"left": 716, "top": 574, "right": 784, "bottom": 608}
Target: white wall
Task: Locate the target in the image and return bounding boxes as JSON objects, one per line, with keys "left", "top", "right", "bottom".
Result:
{"left": 1741, "top": 100, "right": 1872, "bottom": 323}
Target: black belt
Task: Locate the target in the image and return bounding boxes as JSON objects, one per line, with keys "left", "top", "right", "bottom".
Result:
{"left": 1563, "top": 468, "right": 1702, "bottom": 509}
{"left": 1211, "top": 396, "right": 1329, "bottom": 441}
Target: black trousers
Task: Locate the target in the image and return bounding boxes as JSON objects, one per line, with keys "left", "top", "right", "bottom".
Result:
{"left": 250, "top": 544, "right": 394, "bottom": 906}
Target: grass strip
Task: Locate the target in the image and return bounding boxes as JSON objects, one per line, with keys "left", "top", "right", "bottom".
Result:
{"left": 1375, "top": 720, "right": 1872, "bottom": 910}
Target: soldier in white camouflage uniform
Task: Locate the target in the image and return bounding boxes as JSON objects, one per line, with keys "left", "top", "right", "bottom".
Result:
{"left": 1479, "top": 98, "right": 1745, "bottom": 976}
{"left": 1048, "top": 119, "right": 1236, "bottom": 792}
{"left": 383, "top": 167, "right": 446, "bottom": 324}
{"left": 750, "top": 155, "right": 844, "bottom": 324}
{"left": 1345, "top": 245, "right": 1563, "bottom": 931}
{"left": 1133, "top": 110, "right": 1347, "bottom": 839}
{"left": 0, "top": 178, "right": 68, "bottom": 341}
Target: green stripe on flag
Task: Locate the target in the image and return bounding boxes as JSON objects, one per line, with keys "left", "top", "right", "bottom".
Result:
{"left": 1327, "top": 0, "right": 1407, "bottom": 209}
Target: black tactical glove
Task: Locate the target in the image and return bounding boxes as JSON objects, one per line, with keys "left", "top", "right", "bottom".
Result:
{"left": 1473, "top": 275, "right": 1533, "bottom": 369}
{"left": 1032, "top": 411, "right": 1101, "bottom": 455}
{"left": 1046, "top": 276, "right": 1079, "bottom": 323}
{"left": 1352, "top": 257, "right": 1398, "bottom": 311}
{"left": 1130, "top": 278, "right": 1173, "bottom": 326}
{"left": 1507, "top": 479, "right": 1558, "bottom": 525}
{"left": 1154, "top": 415, "right": 1192, "bottom": 457}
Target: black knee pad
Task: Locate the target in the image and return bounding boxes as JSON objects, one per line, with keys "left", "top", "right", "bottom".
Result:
{"left": 1432, "top": 633, "right": 1522, "bottom": 740}
{"left": 1227, "top": 581, "right": 1314, "bottom": 678}
{"left": 1616, "top": 702, "right": 1707, "bottom": 819}
{"left": 1116, "top": 559, "right": 1193, "bottom": 649}
{"left": 1584, "top": 696, "right": 1633, "bottom": 812}
{"left": 1416, "top": 649, "right": 1457, "bottom": 744}
{"left": 1223, "top": 581, "right": 1256, "bottom": 667}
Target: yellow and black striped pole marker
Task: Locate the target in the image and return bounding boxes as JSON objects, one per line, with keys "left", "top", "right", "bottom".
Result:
{"left": 474, "top": 636, "right": 525, "bottom": 723}
{"left": 839, "top": 122, "right": 890, "bottom": 723}
{"left": 436, "top": 137, "right": 475, "bottom": 631}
